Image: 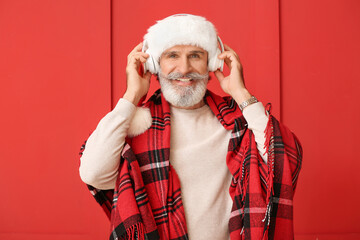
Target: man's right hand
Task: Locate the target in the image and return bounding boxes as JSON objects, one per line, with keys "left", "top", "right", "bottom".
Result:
{"left": 123, "top": 42, "right": 152, "bottom": 105}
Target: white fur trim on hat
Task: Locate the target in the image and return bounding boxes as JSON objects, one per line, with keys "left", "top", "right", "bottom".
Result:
{"left": 143, "top": 14, "right": 220, "bottom": 73}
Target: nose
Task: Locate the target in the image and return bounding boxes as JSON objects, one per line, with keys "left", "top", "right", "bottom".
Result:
{"left": 177, "top": 56, "right": 193, "bottom": 75}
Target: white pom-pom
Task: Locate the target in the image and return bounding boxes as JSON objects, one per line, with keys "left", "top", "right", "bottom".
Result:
{"left": 127, "top": 107, "right": 152, "bottom": 137}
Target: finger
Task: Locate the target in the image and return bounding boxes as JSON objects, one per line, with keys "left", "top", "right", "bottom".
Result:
{"left": 217, "top": 53, "right": 230, "bottom": 70}
{"left": 128, "top": 51, "right": 149, "bottom": 62}
{"left": 135, "top": 53, "right": 149, "bottom": 62}
{"left": 128, "top": 52, "right": 150, "bottom": 64}
{"left": 218, "top": 50, "right": 241, "bottom": 66}
{"left": 127, "top": 56, "right": 144, "bottom": 72}
{"left": 128, "top": 54, "right": 151, "bottom": 76}
{"left": 214, "top": 70, "right": 225, "bottom": 81}
{"left": 218, "top": 51, "right": 240, "bottom": 70}
{"left": 224, "top": 44, "right": 232, "bottom": 51}
{"left": 143, "top": 71, "right": 152, "bottom": 81}
{"left": 132, "top": 42, "right": 143, "bottom": 53}
{"left": 223, "top": 44, "right": 240, "bottom": 61}
{"left": 128, "top": 42, "right": 144, "bottom": 58}
{"left": 218, "top": 50, "right": 234, "bottom": 59}
{"left": 136, "top": 56, "right": 147, "bottom": 65}
{"left": 139, "top": 52, "right": 150, "bottom": 59}
{"left": 131, "top": 56, "right": 147, "bottom": 67}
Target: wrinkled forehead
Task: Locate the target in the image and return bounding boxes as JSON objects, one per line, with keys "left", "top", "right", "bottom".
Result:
{"left": 161, "top": 45, "right": 208, "bottom": 56}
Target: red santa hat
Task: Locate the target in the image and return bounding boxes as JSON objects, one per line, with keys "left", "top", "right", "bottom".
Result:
{"left": 143, "top": 14, "right": 223, "bottom": 74}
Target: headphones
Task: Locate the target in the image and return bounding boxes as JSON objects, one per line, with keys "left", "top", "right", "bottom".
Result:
{"left": 141, "top": 14, "right": 225, "bottom": 74}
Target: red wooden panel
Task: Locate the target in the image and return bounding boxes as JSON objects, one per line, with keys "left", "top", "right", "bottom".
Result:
{"left": 0, "top": 1, "right": 111, "bottom": 239}
{"left": 0, "top": 0, "right": 314, "bottom": 238}
{"left": 112, "top": 0, "right": 281, "bottom": 118}
{"left": 280, "top": 0, "right": 360, "bottom": 238}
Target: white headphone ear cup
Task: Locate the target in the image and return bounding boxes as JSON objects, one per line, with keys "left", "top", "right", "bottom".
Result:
{"left": 215, "top": 48, "right": 224, "bottom": 72}
{"left": 153, "top": 59, "right": 160, "bottom": 74}
{"left": 144, "top": 54, "right": 158, "bottom": 74}
{"left": 142, "top": 40, "right": 158, "bottom": 74}
{"left": 208, "top": 49, "right": 223, "bottom": 72}
{"left": 208, "top": 56, "right": 215, "bottom": 72}
{"left": 218, "top": 58, "right": 224, "bottom": 72}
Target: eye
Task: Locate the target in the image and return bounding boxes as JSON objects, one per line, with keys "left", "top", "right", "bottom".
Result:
{"left": 189, "top": 54, "right": 200, "bottom": 58}
{"left": 168, "top": 53, "right": 178, "bottom": 58}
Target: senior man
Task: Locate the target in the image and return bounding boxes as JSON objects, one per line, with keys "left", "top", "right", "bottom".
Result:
{"left": 79, "top": 14, "right": 302, "bottom": 240}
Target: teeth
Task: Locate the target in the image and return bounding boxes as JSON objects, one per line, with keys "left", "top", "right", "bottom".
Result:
{"left": 176, "top": 78, "right": 192, "bottom": 82}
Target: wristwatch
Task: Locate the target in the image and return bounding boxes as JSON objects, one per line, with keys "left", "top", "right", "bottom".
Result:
{"left": 239, "top": 96, "right": 258, "bottom": 111}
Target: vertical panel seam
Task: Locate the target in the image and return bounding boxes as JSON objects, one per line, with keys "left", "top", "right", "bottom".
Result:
{"left": 278, "top": 0, "right": 283, "bottom": 121}
{"left": 110, "top": 0, "right": 114, "bottom": 110}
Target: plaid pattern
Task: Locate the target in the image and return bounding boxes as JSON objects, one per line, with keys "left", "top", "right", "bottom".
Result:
{"left": 80, "top": 89, "right": 302, "bottom": 240}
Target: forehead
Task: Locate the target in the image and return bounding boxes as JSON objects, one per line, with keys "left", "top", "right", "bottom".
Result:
{"left": 162, "top": 45, "right": 207, "bottom": 54}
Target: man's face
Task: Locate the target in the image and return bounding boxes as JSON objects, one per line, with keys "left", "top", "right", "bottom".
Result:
{"left": 158, "top": 45, "right": 209, "bottom": 109}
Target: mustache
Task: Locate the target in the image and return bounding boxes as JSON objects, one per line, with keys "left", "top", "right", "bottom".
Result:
{"left": 160, "top": 72, "right": 209, "bottom": 81}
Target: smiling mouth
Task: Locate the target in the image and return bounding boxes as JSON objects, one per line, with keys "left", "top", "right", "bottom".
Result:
{"left": 175, "top": 78, "right": 192, "bottom": 82}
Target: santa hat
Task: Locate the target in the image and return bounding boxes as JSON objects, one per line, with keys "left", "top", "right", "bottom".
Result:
{"left": 143, "top": 14, "right": 223, "bottom": 74}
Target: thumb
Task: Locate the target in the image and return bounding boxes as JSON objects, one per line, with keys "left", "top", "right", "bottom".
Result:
{"left": 144, "top": 71, "right": 152, "bottom": 81}
{"left": 214, "top": 70, "right": 224, "bottom": 82}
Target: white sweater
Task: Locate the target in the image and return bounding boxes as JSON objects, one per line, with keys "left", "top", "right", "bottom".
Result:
{"left": 79, "top": 98, "right": 269, "bottom": 240}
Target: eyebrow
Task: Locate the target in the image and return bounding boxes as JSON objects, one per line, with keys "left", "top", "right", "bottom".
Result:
{"left": 163, "top": 50, "right": 206, "bottom": 57}
{"left": 188, "top": 50, "right": 205, "bottom": 55}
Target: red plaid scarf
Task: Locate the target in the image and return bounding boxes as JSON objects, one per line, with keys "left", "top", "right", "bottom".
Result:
{"left": 80, "top": 89, "right": 302, "bottom": 240}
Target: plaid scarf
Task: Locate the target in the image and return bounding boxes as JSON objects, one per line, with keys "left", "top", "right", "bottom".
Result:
{"left": 80, "top": 89, "right": 302, "bottom": 240}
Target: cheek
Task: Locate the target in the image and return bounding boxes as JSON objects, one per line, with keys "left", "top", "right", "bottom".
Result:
{"left": 192, "top": 56, "right": 209, "bottom": 73}
{"left": 159, "top": 60, "right": 174, "bottom": 74}
{"left": 195, "top": 61, "right": 208, "bottom": 74}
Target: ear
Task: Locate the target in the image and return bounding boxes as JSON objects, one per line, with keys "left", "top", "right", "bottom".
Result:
{"left": 127, "top": 107, "right": 152, "bottom": 137}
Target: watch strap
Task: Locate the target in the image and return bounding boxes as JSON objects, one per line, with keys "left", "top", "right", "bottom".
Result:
{"left": 239, "top": 96, "right": 258, "bottom": 111}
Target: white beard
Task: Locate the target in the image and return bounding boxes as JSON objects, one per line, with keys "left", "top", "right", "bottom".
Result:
{"left": 159, "top": 71, "right": 209, "bottom": 108}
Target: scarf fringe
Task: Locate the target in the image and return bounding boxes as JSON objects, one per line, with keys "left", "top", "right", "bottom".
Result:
{"left": 239, "top": 136, "right": 250, "bottom": 232}
{"left": 120, "top": 222, "right": 145, "bottom": 240}
{"left": 261, "top": 103, "right": 275, "bottom": 239}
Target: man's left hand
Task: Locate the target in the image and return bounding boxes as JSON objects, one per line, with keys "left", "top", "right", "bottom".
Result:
{"left": 214, "top": 44, "right": 252, "bottom": 104}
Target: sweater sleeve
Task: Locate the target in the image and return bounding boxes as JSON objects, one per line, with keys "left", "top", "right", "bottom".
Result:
{"left": 242, "top": 102, "right": 269, "bottom": 164}
{"left": 79, "top": 98, "right": 136, "bottom": 190}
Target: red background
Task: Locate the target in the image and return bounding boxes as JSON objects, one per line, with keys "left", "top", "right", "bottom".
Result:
{"left": 1, "top": 0, "right": 359, "bottom": 239}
